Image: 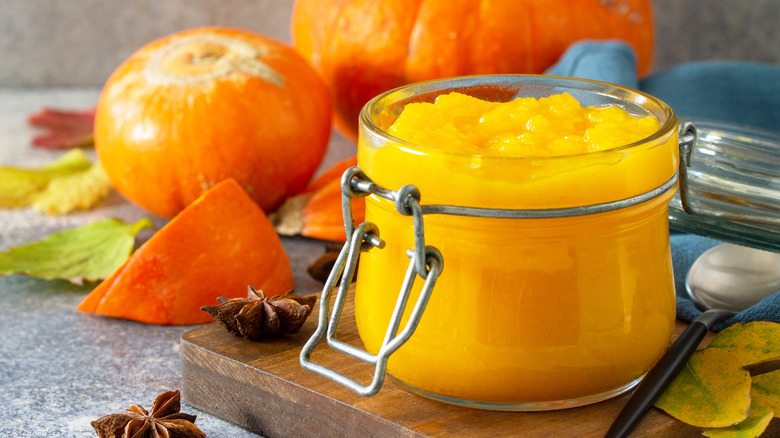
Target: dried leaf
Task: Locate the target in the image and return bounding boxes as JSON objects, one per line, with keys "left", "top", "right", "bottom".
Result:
{"left": 709, "top": 322, "right": 780, "bottom": 367}
{"left": 655, "top": 348, "right": 752, "bottom": 428}
{"left": 270, "top": 193, "right": 308, "bottom": 236}
{"left": 0, "top": 148, "right": 110, "bottom": 213}
{"left": 0, "top": 218, "right": 153, "bottom": 284}
{"left": 307, "top": 248, "right": 339, "bottom": 282}
{"left": 307, "top": 243, "right": 355, "bottom": 284}
{"left": 702, "top": 403, "right": 774, "bottom": 438}
{"left": 752, "top": 369, "right": 780, "bottom": 417}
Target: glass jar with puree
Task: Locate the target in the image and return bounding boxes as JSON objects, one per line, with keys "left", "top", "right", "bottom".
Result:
{"left": 303, "top": 75, "right": 681, "bottom": 411}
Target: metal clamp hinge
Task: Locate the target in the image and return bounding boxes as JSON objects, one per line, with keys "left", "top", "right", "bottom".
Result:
{"left": 677, "top": 121, "right": 698, "bottom": 217}
{"left": 299, "top": 168, "right": 443, "bottom": 397}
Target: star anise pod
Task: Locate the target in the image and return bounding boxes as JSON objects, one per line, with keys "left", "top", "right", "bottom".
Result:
{"left": 90, "top": 390, "right": 205, "bottom": 438}
{"left": 201, "top": 286, "right": 317, "bottom": 341}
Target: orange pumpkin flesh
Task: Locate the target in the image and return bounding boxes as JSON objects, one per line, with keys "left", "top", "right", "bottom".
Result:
{"left": 271, "top": 156, "right": 364, "bottom": 242}
{"left": 303, "top": 174, "right": 365, "bottom": 242}
{"left": 291, "top": 0, "right": 654, "bottom": 141}
{"left": 95, "top": 27, "right": 332, "bottom": 218}
{"left": 303, "top": 155, "right": 358, "bottom": 194}
{"left": 77, "top": 178, "right": 294, "bottom": 325}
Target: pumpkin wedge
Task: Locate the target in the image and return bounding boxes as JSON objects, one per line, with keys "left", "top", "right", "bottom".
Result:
{"left": 271, "top": 156, "right": 365, "bottom": 242}
{"left": 78, "top": 178, "right": 294, "bottom": 325}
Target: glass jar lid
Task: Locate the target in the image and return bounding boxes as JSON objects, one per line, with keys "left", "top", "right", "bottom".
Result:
{"left": 670, "top": 118, "right": 780, "bottom": 252}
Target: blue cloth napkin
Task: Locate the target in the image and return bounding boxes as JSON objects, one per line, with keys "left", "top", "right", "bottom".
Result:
{"left": 545, "top": 41, "right": 780, "bottom": 330}
{"left": 545, "top": 41, "right": 780, "bottom": 131}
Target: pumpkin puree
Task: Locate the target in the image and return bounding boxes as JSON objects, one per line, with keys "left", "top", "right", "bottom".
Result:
{"left": 355, "top": 91, "right": 677, "bottom": 406}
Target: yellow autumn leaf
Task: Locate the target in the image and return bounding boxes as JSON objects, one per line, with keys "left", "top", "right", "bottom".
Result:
{"left": 655, "top": 348, "right": 752, "bottom": 428}
{"left": 709, "top": 322, "right": 780, "bottom": 367}
{"left": 31, "top": 160, "right": 111, "bottom": 215}
{"left": 702, "top": 403, "right": 774, "bottom": 438}
{"left": 0, "top": 148, "right": 91, "bottom": 207}
{"left": 752, "top": 369, "right": 780, "bottom": 418}
{"left": 0, "top": 148, "right": 110, "bottom": 214}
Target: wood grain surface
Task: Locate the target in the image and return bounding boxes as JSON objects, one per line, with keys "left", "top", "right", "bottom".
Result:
{"left": 180, "top": 293, "right": 777, "bottom": 437}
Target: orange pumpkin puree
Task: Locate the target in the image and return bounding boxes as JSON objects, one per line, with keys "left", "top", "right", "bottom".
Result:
{"left": 355, "top": 92, "right": 677, "bottom": 405}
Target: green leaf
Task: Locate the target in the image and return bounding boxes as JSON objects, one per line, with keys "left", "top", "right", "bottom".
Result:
{"left": 655, "top": 348, "right": 752, "bottom": 428}
{"left": 0, "top": 218, "right": 153, "bottom": 284}
{"left": 752, "top": 369, "right": 780, "bottom": 418}
{"left": 0, "top": 148, "right": 110, "bottom": 213}
{"left": 702, "top": 403, "right": 774, "bottom": 438}
{"left": 709, "top": 322, "right": 780, "bottom": 367}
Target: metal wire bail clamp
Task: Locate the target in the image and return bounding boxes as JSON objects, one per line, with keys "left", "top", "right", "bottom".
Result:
{"left": 677, "top": 121, "right": 698, "bottom": 216}
{"left": 299, "top": 166, "right": 443, "bottom": 397}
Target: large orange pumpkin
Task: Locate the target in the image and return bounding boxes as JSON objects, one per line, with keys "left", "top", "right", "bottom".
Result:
{"left": 95, "top": 27, "right": 332, "bottom": 218}
{"left": 291, "top": 0, "right": 654, "bottom": 141}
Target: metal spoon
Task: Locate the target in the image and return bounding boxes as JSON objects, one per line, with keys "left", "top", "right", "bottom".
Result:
{"left": 606, "top": 243, "right": 780, "bottom": 438}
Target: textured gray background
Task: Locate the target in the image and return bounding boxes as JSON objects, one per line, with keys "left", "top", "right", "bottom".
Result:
{"left": 1, "top": 0, "right": 778, "bottom": 87}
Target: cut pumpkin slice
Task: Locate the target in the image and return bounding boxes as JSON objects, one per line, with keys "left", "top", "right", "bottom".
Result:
{"left": 271, "top": 155, "right": 365, "bottom": 242}
{"left": 78, "top": 178, "right": 294, "bottom": 325}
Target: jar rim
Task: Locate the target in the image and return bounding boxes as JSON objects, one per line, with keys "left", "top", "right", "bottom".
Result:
{"left": 359, "top": 74, "right": 679, "bottom": 161}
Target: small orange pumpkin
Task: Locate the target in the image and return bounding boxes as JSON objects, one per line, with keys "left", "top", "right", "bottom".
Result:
{"left": 291, "top": 0, "right": 654, "bottom": 141}
{"left": 95, "top": 27, "right": 332, "bottom": 218}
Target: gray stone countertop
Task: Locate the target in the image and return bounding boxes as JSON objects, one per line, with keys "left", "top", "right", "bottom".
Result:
{"left": 0, "top": 88, "right": 353, "bottom": 437}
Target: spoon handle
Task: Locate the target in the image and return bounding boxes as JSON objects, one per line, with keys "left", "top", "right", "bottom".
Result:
{"left": 605, "top": 310, "right": 734, "bottom": 438}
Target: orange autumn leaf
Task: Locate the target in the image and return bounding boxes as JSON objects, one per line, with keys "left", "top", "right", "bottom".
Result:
{"left": 78, "top": 178, "right": 294, "bottom": 325}
{"left": 272, "top": 155, "right": 365, "bottom": 242}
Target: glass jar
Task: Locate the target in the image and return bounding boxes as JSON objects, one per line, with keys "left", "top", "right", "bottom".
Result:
{"left": 353, "top": 75, "right": 680, "bottom": 410}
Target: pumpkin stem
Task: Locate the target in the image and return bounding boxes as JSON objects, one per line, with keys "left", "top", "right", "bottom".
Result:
{"left": 145, "top": 34, "right": 285, "bottom": 87}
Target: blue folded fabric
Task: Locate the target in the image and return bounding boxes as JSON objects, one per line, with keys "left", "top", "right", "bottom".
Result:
{"left": 545, "top": 40, "right": 780, "bottom": 132}
{"left": 641, "top": 61, "right": 780, "bottom": 132}
{"left": 544, "top": 41, "right": 640, "bottom": 89}
{"left": 545, "top": 41, "right": 780, "bottom": 330}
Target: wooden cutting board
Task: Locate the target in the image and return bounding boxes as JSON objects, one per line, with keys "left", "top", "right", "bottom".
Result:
{"left": 180, "top": 293, "right": 769, "bottom": 438}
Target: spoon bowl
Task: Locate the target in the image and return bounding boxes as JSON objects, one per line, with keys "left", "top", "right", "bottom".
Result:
{"left": 686, "top": 243, "right": 780, "bottom": 313}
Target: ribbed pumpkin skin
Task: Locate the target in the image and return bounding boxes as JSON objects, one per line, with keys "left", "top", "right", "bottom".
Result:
{"left": 95, "top": 27, "right": 332, "bottom": 218}
{"left": 291, "top": 0, "right": 654, "bottom": 141}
